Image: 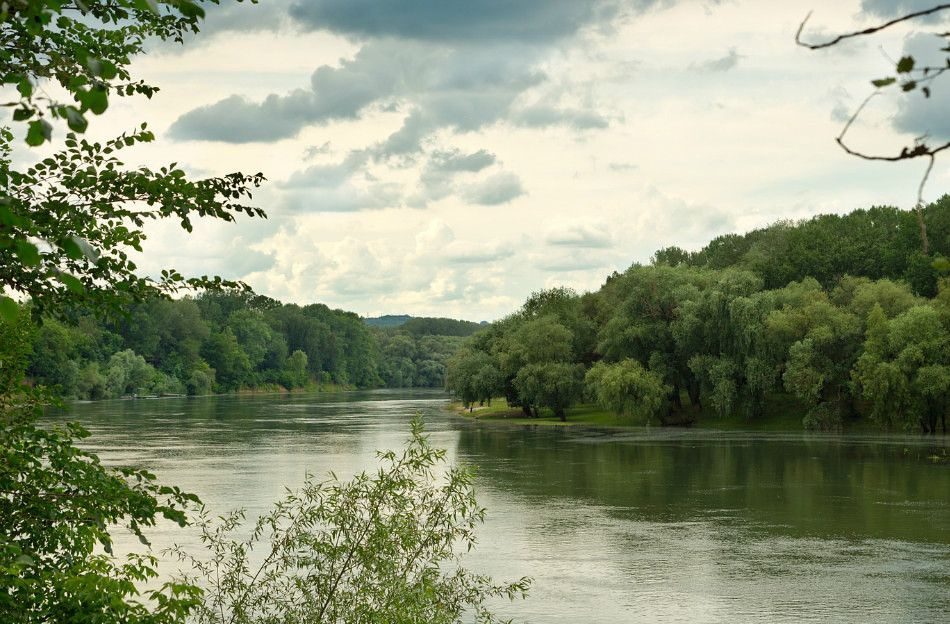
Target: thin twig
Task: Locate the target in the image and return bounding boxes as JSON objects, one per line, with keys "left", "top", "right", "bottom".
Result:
{"left": 796, "top": 5, "right": 950, "bottom": 49}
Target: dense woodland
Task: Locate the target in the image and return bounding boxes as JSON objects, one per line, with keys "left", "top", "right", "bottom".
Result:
{"left": 446, "top": 199, "right": 950, "bottom": 433}
{"left": 24, "top": 295, "right": 482, "bottom": 399}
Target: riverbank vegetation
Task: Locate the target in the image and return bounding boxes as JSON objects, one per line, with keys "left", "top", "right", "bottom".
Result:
{"left": 22, "top": 292, "right": 478, "bottom": 399}
{"left": 447, "top": 201, "right": 950, "bottom": 433}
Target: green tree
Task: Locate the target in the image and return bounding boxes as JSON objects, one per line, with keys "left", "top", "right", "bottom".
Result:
{"left": 1, "top": 2, "right": 264, "bottom": 622}
{"left": 585, "top": 359, "right": 670, "bottom": 422}
{"left": 105, "top": 348, "right": 158, "bottom": 397}
{"left": 445, "top": 349, "right": 501, "bottom": 409}
{"left": 201, "top": 328, "right": 251, "bottom": 392}
{"left": 514, "top": 362, "right": 583, "bottom": 422}
{"left": 853, "top": 304, "right": 950, "bottom": 432}
{"left": 282, "top": 349, "right": 309, "bottom": 389}
{"left": 1, "top": 311, "right": 202, "bottom": 622}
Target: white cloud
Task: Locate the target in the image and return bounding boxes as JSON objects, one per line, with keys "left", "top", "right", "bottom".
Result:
{"left": 65, "top": 0, "right": 946, "bottom": 321}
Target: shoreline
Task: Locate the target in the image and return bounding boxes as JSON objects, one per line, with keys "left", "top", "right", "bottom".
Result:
{"left": 447, "top": 399, "right": 908, "bottom": 434}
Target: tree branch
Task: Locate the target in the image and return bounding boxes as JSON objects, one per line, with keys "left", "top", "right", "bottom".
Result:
{"left": 796, "top": 5, "right": 950, "bottom": 49}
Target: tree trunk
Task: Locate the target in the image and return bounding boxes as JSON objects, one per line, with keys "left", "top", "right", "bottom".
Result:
{"left": 671, "top": 383, "right": 683, "bottom": 409}
{"left": 915, "top": 204, "right": 930, "bottom": 255}
{"left": 687, "top": 380, "right": 701, "bottom": 409}
{"left": 555, "top": 407, "right": 566, "bottom": 422}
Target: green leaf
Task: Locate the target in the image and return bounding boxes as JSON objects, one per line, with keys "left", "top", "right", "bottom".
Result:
{"left": 14, "top": 239, "right": 40, "bottom": 266}
{"left": 13, "top": 554, "right": 34, "bottom": 567}
{"left": 61, "top": 237, "right": 84, "bottom": 260}
{"left": 135, "top": 0, "right": 160, "bottom": 13}
{"left": 80, "top": 85, "right": 108, "bottom": 115}
{"left": 71, "top": 235, "right": 100, "bottom": 262}
{"left": 933, "top": 257, "right": 950, "bottom": 273}
{"left": 901, "top": 80, "right": 917, "bottom": 92}
{"left": 65, "top": 107, "right": 88, "bottom": 132}
{"left": 0, "top": 296, "right": 18, "bottom": 322}
{"left": 12, "top": 107, "right": 33, "bottom": 121}
{"left": 17, "top": 78, "right": 32, "bottom": 98}
{"left": 896, "top": 56, "right": 915, "bottom": 73}
{"left": 58, "top": 273, "right": 85, "bottom": 294}
{"left": 25, "top": 119, "right": 52, "bottom": 146}
{"left": 99, "top": 60, "right": 118, "bottom": 80}
{"left": 178, "top": 0, "right": 205, "bottom": 19}
{"left": 871, "top": 77, "right": 896, "bottom": 88}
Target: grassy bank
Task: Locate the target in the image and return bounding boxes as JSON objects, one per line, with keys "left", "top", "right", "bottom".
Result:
{"left": 235, "top": 381, "right": 352, "bottom": 396}
{"left": 452, "top": 400, "right": 643, "bottom": 428}
{"left": 451, "top": 395, "right": 879, "bottom": 433}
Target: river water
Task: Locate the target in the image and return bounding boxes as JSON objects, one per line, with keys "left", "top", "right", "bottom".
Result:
{"left": 66, "top": 390, "right": 950, "bottom": 623}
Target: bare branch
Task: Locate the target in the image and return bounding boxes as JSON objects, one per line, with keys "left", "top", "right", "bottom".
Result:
{"left": 796, "top": 5, "right": 950, "bottom": 50}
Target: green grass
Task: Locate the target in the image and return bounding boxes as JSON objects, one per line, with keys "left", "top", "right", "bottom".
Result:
{"left": 451, "top": 394, "right": 878, "bottom": 433}
{"left": 454, "top": 400, "right": 645, "bottom": 428}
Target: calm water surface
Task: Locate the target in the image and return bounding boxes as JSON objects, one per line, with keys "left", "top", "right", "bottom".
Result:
{"left": 65, "top": 390, "right": 950, "bottom": 623}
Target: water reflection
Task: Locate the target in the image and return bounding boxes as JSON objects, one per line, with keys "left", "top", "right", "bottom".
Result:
{"left": 63, "top": 391, "right": 950, "bottom": 623}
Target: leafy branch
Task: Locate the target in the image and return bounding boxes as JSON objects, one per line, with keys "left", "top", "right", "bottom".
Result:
{"left": 796, "top": 5, "right": 950, "bottom": 254}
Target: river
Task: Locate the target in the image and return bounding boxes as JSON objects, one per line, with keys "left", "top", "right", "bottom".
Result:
{"left": 65, "top": 389, "right": 950, "bottom": 623}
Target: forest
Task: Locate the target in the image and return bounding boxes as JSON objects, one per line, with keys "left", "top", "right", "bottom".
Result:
{"left": 23, "top": 293, "right": 482, "bottom": 399}
{"left": 446, "top": 199, "right": 950, "bottom": 433}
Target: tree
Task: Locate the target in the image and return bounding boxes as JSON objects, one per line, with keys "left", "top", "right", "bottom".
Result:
{"left": 445, "top": 349, "right": 501, "bottom": 409}
{"left": 1, "top": 1, "right": 265, "bottom": 321}
{"left": 514, "top": 362, "right": 584, "bottom": 422}
{"left": 853, "top": 303, "right": 950, "bottom": 432}
{"left": 1, "top": 310, "right": 202, "bottom": 622}
{"left": 201, "top": 328, "right": 251, "bottom": 392}
{"left": 282, "top": 349, "right": 309, "bottom": 389}
{"left": 105, "top": 349, "right": 159, "bottom": 397}
{"left": 585, "top": 359, "right": 670, "bottom": 422}
{"left": 1, "top": 2, "right": 264, "bottom": 622}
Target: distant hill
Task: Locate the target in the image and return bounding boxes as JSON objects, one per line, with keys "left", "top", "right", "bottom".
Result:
{"left": 364, "top": 315, "right": 485, "bottom": 336}
{"left": 364, "top": 315, "right": 412, "bottom": 328}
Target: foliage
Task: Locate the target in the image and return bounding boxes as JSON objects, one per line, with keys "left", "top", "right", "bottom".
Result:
{"left": 1, "top": 0, "right": 255, "bottom": 146}
{"left": 171, "top": 418, "right": 530, "bottom": 624}
{"left": 0, "top": 312, "right": 202, "bottom": 623}
{"left": 1, "top": 3, "right": 266, "bottom": 623}
{"left": 445, "top": 349, "right": 501, "bottom": 408}
{"left": 447, "top": 201, "right": 950, "bottom": 432}
{"left": 796, "top": 5, "right": 950, "bottom": 252}
{"left": 0, "top": 127, "right": 265, "bottom": 319}
{"left": 585, "top": 359, "right": 669, "bottom": 421}
{"left": 1, "top": 0, "right": 266, "bottom": 320}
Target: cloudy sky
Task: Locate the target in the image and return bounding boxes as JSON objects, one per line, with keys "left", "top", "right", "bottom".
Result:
{"left": 46, "top": 0, "right": 950, "bottom": 320}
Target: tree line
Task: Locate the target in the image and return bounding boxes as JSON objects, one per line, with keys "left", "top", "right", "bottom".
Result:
{"left": 24, "top": 292, "right": 481, "bottom": 399}
{"left": 447, "top": 200, "right": 950, "bottom": 433}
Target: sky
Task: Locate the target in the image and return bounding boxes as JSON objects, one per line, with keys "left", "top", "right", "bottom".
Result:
{"left": 27, "top": 0, "right": 950, "bottom": 321}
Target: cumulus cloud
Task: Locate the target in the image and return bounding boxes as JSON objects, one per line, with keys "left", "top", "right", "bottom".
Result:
{"left": 462, "top": 172, "right": 525, "bottom": 205}
{"left": 407, "top": 149, "right": 497, "bottom": 206}
{"left": 535, "top": 250, "right": 613, "bottom": 272}
{"left": 689, "top": 48, "right": 741, "bottom": 72}
{"left": 287, "top": 0, "right": 626, "bottom": 43}
{"left": 545, "top": 222, "right": 613, "bottom": 248}
{"left": 860, "top": 1, "right": 950, "bottom": 20}
{"left": 275, "top": 151, "right": 406, "bottom": 212}
{"left": 892, "top": 32, "right": 950, "bottom": 139}
{"left": 429, "top": 149, "right": 496, "bottom": 172}
{"left": 169, "top": 39, "right": 571, "bottom": 144}
{"left": 511, "top": 105, "right": 610, "bottom": 129}
{"left": 443, "top": 241, "right": 516, "bottom": 264}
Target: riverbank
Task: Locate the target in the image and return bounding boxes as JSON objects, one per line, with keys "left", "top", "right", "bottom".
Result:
{"left": 451, "top": 397, "right": 882, "bottom": 432}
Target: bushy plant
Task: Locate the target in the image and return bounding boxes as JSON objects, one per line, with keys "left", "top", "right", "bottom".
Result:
{"left": 171, "top": 417, "right": 530, "bottom": 624}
